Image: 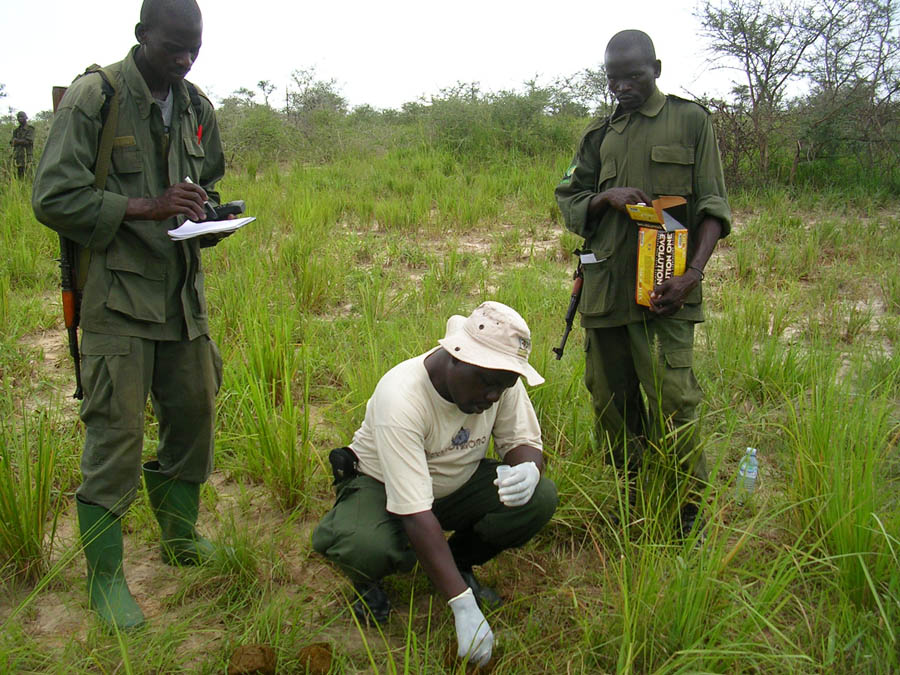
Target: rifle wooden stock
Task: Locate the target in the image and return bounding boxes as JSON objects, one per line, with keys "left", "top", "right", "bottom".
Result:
{"left": 58, "top": 235, "right": 84, "bottom": 399}
{"left": 52, "top": 86, "right": 67, "bottom": 114}
{"left": 61, "top": 290, "right": 77, "bottom": 328}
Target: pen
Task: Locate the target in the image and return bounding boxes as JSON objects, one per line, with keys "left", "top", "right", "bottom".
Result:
{"left": 183, "top": 176, "right": 217, "bottom": 220}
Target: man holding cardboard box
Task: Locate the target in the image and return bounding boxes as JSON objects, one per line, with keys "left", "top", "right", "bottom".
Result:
{"left": 555, "top": 29, "right": 731, "bottom": 538}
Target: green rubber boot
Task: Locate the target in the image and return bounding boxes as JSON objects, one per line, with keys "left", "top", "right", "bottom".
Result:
{"left": 142, "top": 461, "right": 219, "bottom": 566}
{"left": 76, "top": 498, "right": 145, "bottom": 631}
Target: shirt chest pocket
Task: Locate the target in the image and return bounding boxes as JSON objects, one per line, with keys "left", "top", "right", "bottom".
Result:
{"left": 650, "top": 144, "right": 694, "bottom": 196}
{"left": 111, "top": 136, "right": 142, "bottom": 174}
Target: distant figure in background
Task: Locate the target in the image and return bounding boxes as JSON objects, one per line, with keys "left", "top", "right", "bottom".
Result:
{"left": 10, "top": 111, "right": 35, "bottom": 178}
{"left": 555, "top": 29, "right": 731, "bottom": 537}
{"left": 312, "top": 302, "right": 557, "bottom": 667}
{"left": 32, "top": 0, "right": 231, "bottom": 631}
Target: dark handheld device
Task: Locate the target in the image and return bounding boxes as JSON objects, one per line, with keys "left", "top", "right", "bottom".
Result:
{"left": 211, "top": 200, "right": 245, "bottom": 220}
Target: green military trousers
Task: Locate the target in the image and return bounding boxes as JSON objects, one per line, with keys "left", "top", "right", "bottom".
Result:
{"left": 584, "top": 318, "right": 707, "bottom": 489}
{"left": 311, "top": 459, "right": 558, "bottom": 584}
{"left": 77, "top": 331, "right": 223, "bottom": 516}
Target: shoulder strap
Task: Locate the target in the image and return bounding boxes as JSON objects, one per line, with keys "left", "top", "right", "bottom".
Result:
{"left": 82, "top": 64, "right": 119, "bottom": 190}
{"left": 185, "top": 82, "right": 202, "bottom": 118}
{"left": 185, "top": 81, "right": 204, "bottom": 128}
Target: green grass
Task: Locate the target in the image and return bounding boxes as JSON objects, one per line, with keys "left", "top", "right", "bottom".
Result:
{"left": 1, "top": 129, "right": 898, "bottom": 673}
{"left": 0, "top": 401, "right": 63, "bottom": 585}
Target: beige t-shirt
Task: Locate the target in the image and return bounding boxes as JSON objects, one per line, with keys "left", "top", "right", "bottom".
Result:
{"left": 350, "top": 348, "right": 543, "bottom": 515}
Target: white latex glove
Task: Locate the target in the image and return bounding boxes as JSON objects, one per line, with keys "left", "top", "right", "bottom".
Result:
{"left": 448, "top": 587, "right": 494, "bottom": 666}
{"left": 494, "top": 461, "right": 540, "bottom": 507}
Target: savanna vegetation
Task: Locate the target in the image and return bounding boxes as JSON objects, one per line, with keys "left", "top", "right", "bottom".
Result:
{"left": 1, "top": 0, "right": 899, "bottom": 672}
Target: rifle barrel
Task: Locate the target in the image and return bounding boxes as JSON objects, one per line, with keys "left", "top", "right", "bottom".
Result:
{"left": 552, "top": 324, "right": 572, "bottom": 360}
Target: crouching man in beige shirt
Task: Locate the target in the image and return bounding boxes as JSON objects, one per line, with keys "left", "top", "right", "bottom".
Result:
{"left": 312, "top": 302, "right": 558, "bottom": 666}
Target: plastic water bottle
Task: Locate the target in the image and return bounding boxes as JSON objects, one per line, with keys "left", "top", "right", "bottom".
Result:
{"left": 735, "top": 447, "right": 759, "bottom": 505}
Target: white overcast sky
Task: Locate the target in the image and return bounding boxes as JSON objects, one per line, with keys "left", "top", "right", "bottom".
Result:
{"left": 1, "top": 0, "right": 738, "bottom": 116}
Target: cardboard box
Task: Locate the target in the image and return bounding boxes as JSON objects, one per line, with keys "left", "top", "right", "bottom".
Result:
{"left": 627, "top": 197, "right": 688, "bottom": 307}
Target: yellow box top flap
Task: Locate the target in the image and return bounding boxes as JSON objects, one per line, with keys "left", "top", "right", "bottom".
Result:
{"left": 626, "top": 196, "right": 687, "bottom": 229}
{"left": 626, "top": 203, "right": 661, "bottom": 224}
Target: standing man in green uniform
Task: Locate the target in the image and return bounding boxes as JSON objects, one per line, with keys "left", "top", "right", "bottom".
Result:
{"left": 10, "top": 111, "right": 35, "bottom": 178}
{"left": 555, "top": 30, "right": 731, "bottom": 537}
{"left": 33, "top": 0, "right": 230, "bottom": 631}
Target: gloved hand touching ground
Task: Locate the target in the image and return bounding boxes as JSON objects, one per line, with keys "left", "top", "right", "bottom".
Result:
{"left": 448, "top": 587, "right": 493, "bottom": 666}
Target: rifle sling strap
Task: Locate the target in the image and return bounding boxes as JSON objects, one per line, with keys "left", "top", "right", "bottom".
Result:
{"left": 84, "top": 65, "right": 119, "bottom": 191}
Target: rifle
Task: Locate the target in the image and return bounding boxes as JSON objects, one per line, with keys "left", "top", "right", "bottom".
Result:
{"left": 52, "top": 85, "right": 88, "bottom": 399}
{"left": 552, "top": 253, "right": 584, "bottom": 360}
{"left": 59, "top": 237, "right": 83, "bottom": 399}
{"left": 51, "top": 68, "right": 119, "bottom": 399}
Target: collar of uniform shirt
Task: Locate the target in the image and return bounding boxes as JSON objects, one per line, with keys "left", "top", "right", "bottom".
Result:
{"left": 611, "top": 87, "right": 666, "bottom": 129}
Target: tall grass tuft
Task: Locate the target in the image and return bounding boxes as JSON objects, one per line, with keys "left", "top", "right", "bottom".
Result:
{"left": 781, "top": 365, "right": 899, "bottom": 610}
{"left": 236, "top": 348, "right": 323, "bottom": 512}
{"left": 0, "top": 403, "right": 63, "bottom": 583}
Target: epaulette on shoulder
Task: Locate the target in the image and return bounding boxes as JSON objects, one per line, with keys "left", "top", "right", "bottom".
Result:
{"left": 667, "top": 94, "right": 711, "bottom": 115}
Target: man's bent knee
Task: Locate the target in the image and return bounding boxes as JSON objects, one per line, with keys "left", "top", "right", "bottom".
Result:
{"left": 530, "top": 478, "right": 558, "bottom": 526}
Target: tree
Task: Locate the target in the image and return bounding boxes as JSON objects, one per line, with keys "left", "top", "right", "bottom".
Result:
{"left": 285, "top": 68, "right": 347, "bottom": 119}
{"left": 803, "top": 0, "right": 899, "bottom": 98}
{"left": 224, "top": 87, "right": 257, "bottom": 107}
{"left": 796, "top": 0, "right": 900, "bottom": 175}
{"left": 696, "top": 0, "right": 826, "bottom": 175}
{"left": 257, "top": 80, "right": 275, "bottom": 107}
{"left": 701, "top": 92, "right": 756, "bottom": 185}
{"left": 433, "top": 81, "right": 482, "bottom": 104}
{"left": 551, "top": 66, "right": 614, "bottom": 117}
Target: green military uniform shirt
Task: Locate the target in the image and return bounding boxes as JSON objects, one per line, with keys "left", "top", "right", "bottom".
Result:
{"left": 32, "top": 46, "right": 226, "bottom": 341}
{"left": 11, "top": 123, "right": 35, "bottom": 166}
{"left": 555, "top": 88, "right": 731, "bottom": 328}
